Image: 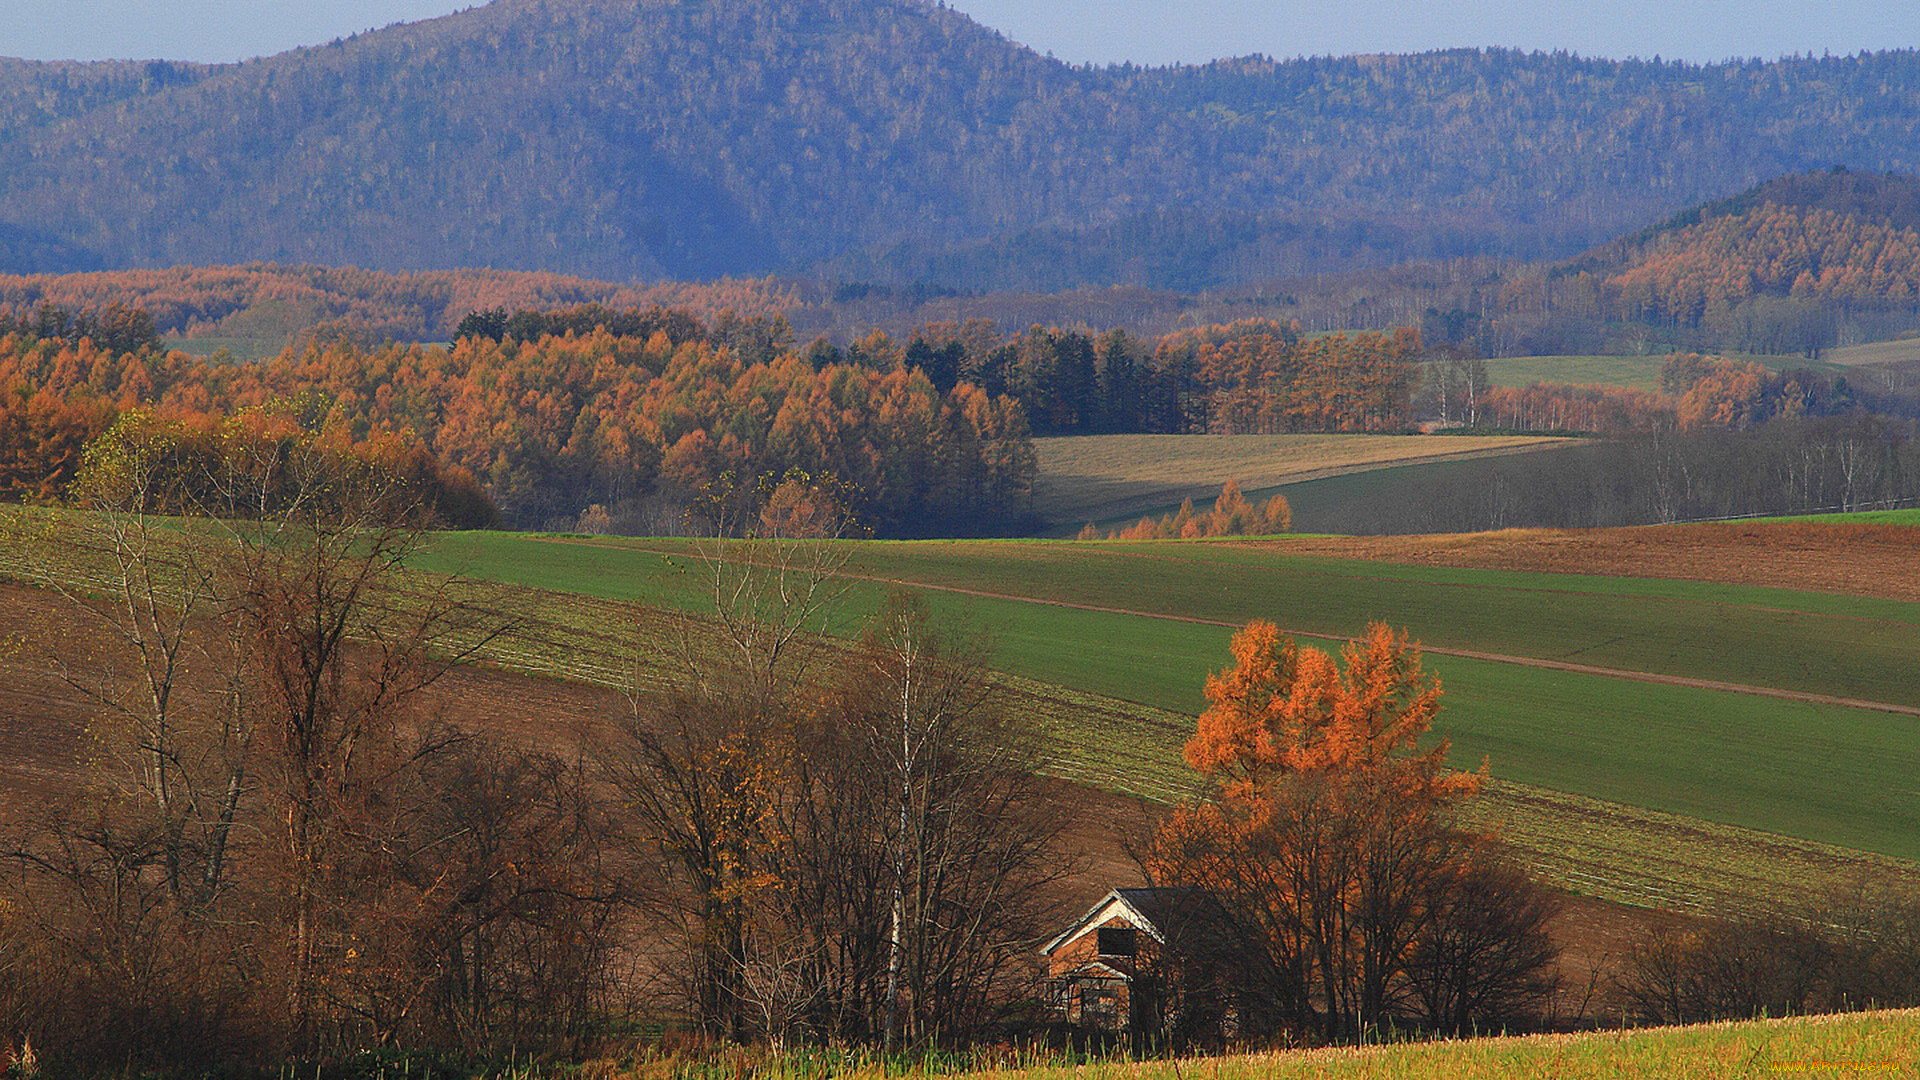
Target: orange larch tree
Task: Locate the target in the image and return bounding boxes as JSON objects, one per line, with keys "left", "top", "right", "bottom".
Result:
{"left": 1144, "top": 620, "right": 1545, "bottom": 1044}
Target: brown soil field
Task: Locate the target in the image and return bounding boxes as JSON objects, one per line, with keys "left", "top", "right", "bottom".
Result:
{"left": 1032, "top": 434, "right": 1572, "bottom": 529}
{"left": 1254, "top": 521, "right": 1920, "bottom": 602}
{"left": 0, "top": 579, "right": 1650, "bottom": 1009}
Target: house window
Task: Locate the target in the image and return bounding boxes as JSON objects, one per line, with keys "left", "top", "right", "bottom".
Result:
{"left": 1097, "top": 927, "right": 1137, "bottom": 957}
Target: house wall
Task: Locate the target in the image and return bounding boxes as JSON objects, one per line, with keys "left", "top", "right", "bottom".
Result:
{"left": 1047, "top": 913, "right": 1162, "bottom": 978}
{"left": 1048, "top": 909, "right": 1168, "bottom": 1032}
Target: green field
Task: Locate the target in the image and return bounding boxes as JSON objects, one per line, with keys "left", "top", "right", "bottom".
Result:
{"left": 1480, "top": 352, "right": 1857, "bottom": 393}
{"left": 1483, "top": 355, "right": 1667, "bottom": 392}
{"left": 414, "top": 532, "right": 1920, "bottom": 867}
{"left": 405, "top": 565, "right": 1919, "bottom": 915}
{"left": 1739, "top": 508, "right": 1920, "bottom": 526}
{"left": 954, "top": 1010, "right": 1920, "bottom": 1080}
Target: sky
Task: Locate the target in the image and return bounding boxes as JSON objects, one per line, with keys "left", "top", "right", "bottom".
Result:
{"left": 0, "top": 0, "right": 1915, "bottom": 66}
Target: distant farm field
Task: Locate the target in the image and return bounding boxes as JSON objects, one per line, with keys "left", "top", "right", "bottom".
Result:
{"left": 1482, "top": 354, "right": 1667, "bottom": 391}
{"left": 1480, "top": 351, "right": 1857, "bottom": 391}
{"left": 1270, "top": 518, "right": 1920, "bottom": 600}
{"left": 1030, "top": 433, "right": 1570, "bottom": 531}
{"left": 1827, "top": 335, "right": 1920, "bottom": 366}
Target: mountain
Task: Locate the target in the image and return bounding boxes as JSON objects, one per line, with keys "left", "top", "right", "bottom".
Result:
{"left": 4, "top": 6, "right": 1920, "bottom": 290}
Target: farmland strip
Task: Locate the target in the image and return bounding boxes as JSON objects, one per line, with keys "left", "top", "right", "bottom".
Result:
{"left": 538, "top": 537, "right": 1920, "bottom": 720}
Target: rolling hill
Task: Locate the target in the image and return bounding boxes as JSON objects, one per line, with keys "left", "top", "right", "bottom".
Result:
{"left": 8, "top": 502, "right": 1919, "bottom": 916}
{"left": 384, "top": 523, "right": 1920, "bottom": 912}
{"left": 5, "top": 0, "right": 1920, "bottom": 288}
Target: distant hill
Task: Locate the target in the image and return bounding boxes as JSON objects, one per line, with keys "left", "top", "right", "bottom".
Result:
{"left": 1563, "top": 170, "right": 1920, "bottom": 272}
{"left": 1504, "top": 171, "right": 1920, "bottom": 353}
{"left": 20, "top": 172, "right": 1920, "bottom": 366}
{"left": 0, "top": 264, "right": 800, "bottom": 354}
{"left": 5, "top": 1, "right": 1920, "bottom": 288}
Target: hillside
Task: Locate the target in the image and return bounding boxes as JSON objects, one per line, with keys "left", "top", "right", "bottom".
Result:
{"left": 1573, "top": 171, "right": 1920, "bottom": 319}
{"left": 1231, "top": 170, "right": 1920, "bottom": 357}
{"left": 9, "top": 502, "right": 1919, "bottom": 916}
{"left": 0, "top": 263, "right": 800, "bottom": 353}
{"left": 5, "top": 1, "right": 1920, "bottom": 287}
{"left": 13, "top": 172, "right": 1920, "bottom": 367}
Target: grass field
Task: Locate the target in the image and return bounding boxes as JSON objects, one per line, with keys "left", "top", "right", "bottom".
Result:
{"left": 412, "top": 532, "right": 1920, "bottom": 867}
{"left": 416, "top": 569, "right": 1920, "bottom": 916}
{"left": 1480, "top": 352, "right": 1858, "bottom": 392}
{"left": 1739, "top": 508, "right": 1920, "bottom": 526}
{"left": 1482, "top": 355, "right": 1668, "bottom": 392}
{"left": 1827, "top": 336, "right": 1920, "bottom": 367}
{"left": 1031, "top": 434, "right": 1570, "bottom": 532}
{"left": 950, "top": 1010, "right": 1920, "bottom": 1080}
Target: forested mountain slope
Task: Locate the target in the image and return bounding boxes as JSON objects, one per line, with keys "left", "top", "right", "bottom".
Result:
{"left": 4, "top": 0, "right": 1920, "bottom": 287}
{"left": 1566, "top": 171, "right": 1920, "bottom": 315}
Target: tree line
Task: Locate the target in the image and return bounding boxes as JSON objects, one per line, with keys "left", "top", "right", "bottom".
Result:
{"left": 800, "top": 319, "right": 1421, "bottom": 436}
{"left": 1473, "top": 352, "right": 1920, "bottom": 437}
{"left": 0, "top": 303, "right": 1436, "bottom": 537}
{"left": 0, "top": 265, "right": 795, "bottom": 347}
{"left": 0, "top": 306, "right": 1038, "bottom": 537}
{"left": 8, "top": 297, "right": 1912, "bottom": 541}
{"left": 1086, "top": 480, "right": 1293, "bottom": 541}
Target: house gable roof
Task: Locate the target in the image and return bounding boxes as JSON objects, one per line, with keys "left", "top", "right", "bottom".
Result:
{"left": 1042, "top": 887, "right": 1192, "bottom": 955}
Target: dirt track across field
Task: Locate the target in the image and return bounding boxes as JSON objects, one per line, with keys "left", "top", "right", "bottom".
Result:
{"left": 1249, "top": 521, "right": 1920, "bottom": 602}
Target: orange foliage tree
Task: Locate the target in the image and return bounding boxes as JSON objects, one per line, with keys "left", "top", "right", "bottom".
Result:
{"left": 1097, "top": 479, "right": 1291, "bottom": 540}
{"left": 1145, "top": 620, "right": 1556, "bottom": 1042}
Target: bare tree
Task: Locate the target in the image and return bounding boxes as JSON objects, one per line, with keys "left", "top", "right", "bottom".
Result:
{"left": 39, "top": 413, "right": 255, "bottom": 917}
{"left": 775, "top": 592, "right": 1071, "bottom": 1047}
{"left": 670, "top": 469, "right": 856, "bottom": 705}
{"left": 216, "top": 442, "right": 510, "bottom": 1043}
{"left": 1405, "top": 846, "right": 1562, "bottom": 1032}
{"left": 599, "top": 470, "right": 861, "bottom": 1038}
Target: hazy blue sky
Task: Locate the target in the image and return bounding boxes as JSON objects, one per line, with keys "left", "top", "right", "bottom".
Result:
{"left": 0, "top": 0, "right": 1915, "bottom": 65}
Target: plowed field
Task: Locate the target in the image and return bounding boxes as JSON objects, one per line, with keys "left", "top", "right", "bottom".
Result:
{"left": 1258, "top": 520, "right": 1920, "bottom": 601}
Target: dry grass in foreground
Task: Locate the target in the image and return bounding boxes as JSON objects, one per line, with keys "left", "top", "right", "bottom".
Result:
{"left": 956, "top": 1009, "right": 1920, "bottom": 1080}
{"left": 1031, "top": 434, "right": 1570, "bottom": 528}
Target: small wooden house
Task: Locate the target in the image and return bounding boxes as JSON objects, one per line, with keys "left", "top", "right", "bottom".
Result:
{"left": 1042, "top": 887, "right": 1231, "bottom": 1036}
